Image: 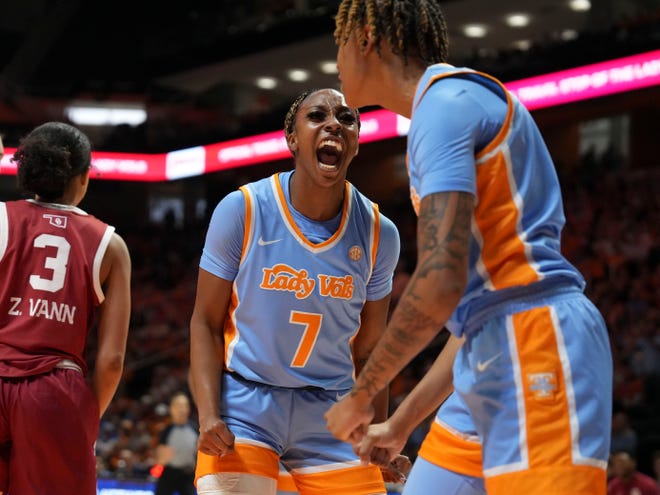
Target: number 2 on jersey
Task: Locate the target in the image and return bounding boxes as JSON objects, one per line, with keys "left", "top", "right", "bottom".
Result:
{"left": 289, "top": 311, "right": 323, "bottom": 368}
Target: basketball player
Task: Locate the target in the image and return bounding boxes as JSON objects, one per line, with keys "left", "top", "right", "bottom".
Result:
{"left": 190, "top": 88, "right": 401, "bottom": 494}
{"left": 325, "top": 2, "right": 613, "bottom": 494}
{"left": 0, "top": 122, "right": 131, "bottom": 494}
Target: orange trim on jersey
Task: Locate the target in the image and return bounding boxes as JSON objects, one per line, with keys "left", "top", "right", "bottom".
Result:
{"left": 195, "top": 444, "right": 279, "bottom": 483}
{"left": 472, "top": 74, "right": 513, "bottom": 160}
{"left": 413, "top": 68, "right": 539, "bottom": 288}
{"left": 513, "top": 307, "right": 573, "bottom": 468}
{"left": 221, "top": 187, "right": 250, "bottom": 369}
{"left": 223, "top": 288, "right": 240, "bottom": 367}
{"left": 293, "top": 464, "right": 385, "bottom": 495}
{"left": 370, "top": 203, "right": 380, "bottom": 270}
{"left": 418, "top": 420, "right": 483, "bottom": 478}
{"left": 239, "top": 185, "right": 253, "bottom": 260}
{"left": 273, "top": 173, "right": 351, "bottom": 249}
{"left": 474, "top": 152, "right": 540, "bottom": 289}
{"left": 414, "top": 69, "right": 514, "bottom": 154}
{"left": 485, "top": 465, "right": 605, "bottom": 495}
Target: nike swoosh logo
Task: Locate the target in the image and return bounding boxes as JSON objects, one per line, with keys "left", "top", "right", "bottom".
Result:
{"left": 257, "top": 236, "right": 282, "bottom": 246}
{"left": 476, "top": 352, "right": 502, "bottom": 373}
{"left": 336, "top": 391, "right": 351, "bottom": 401}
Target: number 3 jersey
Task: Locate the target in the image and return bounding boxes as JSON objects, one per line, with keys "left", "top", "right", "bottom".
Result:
{"left": 0, "top": 200, "right": 115, "bottom": 377}
{"left": 200, "top": 172, "right": 400, "bottom": 391}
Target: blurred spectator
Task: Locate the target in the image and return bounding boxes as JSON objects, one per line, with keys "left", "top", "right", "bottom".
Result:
{"left": 608, "top": 451, "right": 660, "bottom": 495}
{"left": 611, "top": 410, "right": 639, "bottom": 455}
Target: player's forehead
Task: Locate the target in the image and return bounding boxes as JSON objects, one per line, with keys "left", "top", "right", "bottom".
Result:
{"left": 300, "top": 89, "right": 351, "bottom": 111}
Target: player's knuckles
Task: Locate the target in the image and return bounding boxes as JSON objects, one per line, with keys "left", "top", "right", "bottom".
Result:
{"left": 198, "top": 443, "right": 218, "bottom": 455}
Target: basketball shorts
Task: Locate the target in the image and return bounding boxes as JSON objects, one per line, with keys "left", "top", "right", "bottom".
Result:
{"left": 0, "top": 367, "right": 99, "bottom": 495}
{"left": 195, "top": 372, "right": 386, "bottom": 495}
{"left": 402, "top": 457, "right": 485, "bottom": 495}
{"left": 455, "top": 286, "right": 612, "bottom": 494}
{"left": 417, "top": 391, "right": 483, "bottom": 480}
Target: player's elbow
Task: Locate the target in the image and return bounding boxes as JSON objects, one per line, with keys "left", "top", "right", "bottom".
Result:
{"left": 430, "top": 272, "right": 466, "bottom": 309}
{"left": 96, "top": 351, "right": 126, "bottom": 377}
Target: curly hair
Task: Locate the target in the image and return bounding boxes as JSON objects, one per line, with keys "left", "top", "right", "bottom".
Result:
{"left": 12, "top": 122, "right": 92, "bottom": 201}
{"left": 334, "top": 0, "right": 449, "bottom": 66}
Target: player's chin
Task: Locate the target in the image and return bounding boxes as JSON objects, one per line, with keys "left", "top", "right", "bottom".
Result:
{"left": 317, "top": 160, "right": 347, "bottom": 180}
{"left": 339, "top": 82, "right": 358, "bottom": 108}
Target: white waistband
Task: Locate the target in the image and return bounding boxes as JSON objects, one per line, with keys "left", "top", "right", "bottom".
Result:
{"left": 55, "top": 359, "right": 83, "bottom": 373}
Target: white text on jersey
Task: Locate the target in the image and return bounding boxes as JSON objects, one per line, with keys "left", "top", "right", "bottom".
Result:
{"left": 6, "top": 296, "right": 77, "bottom": 324}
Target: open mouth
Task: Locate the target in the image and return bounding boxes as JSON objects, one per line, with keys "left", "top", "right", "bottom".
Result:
{"left": 317, "top": 139, "right": 343, "bottom": 171}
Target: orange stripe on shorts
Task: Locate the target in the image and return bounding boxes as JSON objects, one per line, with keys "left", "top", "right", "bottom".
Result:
{"left": 293, "top": 464, "right": 385, "bottom": 495}
{"left": 195, "top": 443, "right": 279, "bottom": 484}
{"left": 486, "top": 307, "right": 606, "bottom": 494}
{"left": 277, "top": 471, "right": 298, "bottom": 492}
{"left": 418, "top": 420, "right": 483, "bottom": 478}
{"left": 512, "top": 306, "right": 572, "bottom": 468}
{"left": 486, "top": 464, "right": 605, "bottom": 495}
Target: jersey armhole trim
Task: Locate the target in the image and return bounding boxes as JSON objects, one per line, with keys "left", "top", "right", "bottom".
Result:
{"left": 368, "top": 202, "right": 380, "bottom": 283}
{"left": 0, "top": 203, "right": 7, "bottom": 262}
{"left": 239, "top": 185, "right": 253, "bottom": 264}
{"left": 414, "top": 69, "right": 514, "bottom": 160}
{"left": 93, "top": 226, "right": 115, "bottom": 304}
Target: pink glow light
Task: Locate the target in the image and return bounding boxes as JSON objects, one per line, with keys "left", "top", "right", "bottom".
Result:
{"left": 2, "top": 50, "right": 658, "bottom": 181}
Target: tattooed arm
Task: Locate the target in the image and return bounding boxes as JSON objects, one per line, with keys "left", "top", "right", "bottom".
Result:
{"left": 325, "top": 190, "right": 474, "bottom": 442}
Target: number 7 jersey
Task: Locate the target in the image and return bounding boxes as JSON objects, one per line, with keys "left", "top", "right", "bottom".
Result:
{"left": 0, "top": 200, "right": 115, "bottom": 377}
{"left": 202, "top": 172, "right": 399, "bottom": 390}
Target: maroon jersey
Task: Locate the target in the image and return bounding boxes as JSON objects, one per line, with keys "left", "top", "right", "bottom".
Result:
{"left": 0, "top": 199, "right": 115, "bottom": 377}
{"left": 608, "top": 473, "right": 660, "bottom": 495}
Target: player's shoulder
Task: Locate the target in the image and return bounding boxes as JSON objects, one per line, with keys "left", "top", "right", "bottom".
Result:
{"left": 377, "top": 212, "right": 400, "bottom": 252}
{"left": 212, "top": 189, "right": 246, "bottom": 217}
{"left": 346, "top": 183, "right": 400, "bottom": 239}
{"left": 238, "top": 172, "right": 284, "bottom": 202}
{"left": 107, "top": 230, "right": 131, "bottom": 261}
{"left": 378, "top": 210, "right": 398, "bottom": 233}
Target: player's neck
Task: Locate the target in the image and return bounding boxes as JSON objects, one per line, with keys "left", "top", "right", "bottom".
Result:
{"left": 289, "top": 173, "right": 344, "bottom": 222}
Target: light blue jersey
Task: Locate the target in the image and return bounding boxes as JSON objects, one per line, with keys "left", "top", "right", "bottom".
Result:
{"left": 200, "top": 171, "right": 400, "bottom": 390}
{"left": 408, "top": 64, "right": 585, "bottom": 337}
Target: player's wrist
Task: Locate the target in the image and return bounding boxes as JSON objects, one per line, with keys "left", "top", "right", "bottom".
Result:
{"left": 387, "top": 412, "right": 415, "bottom": 441}
{"left": 347, "top": 387, "right": 375, "bottom": 408}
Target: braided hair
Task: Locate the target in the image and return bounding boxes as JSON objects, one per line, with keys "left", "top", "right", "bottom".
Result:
{"left": 284, "top": 90, "right": 316, "bottom": 141}
{"left": 334, "top": 0, "right": 449, "bottom": 66}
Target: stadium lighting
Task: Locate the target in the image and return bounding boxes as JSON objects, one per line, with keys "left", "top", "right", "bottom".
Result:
{"left": 287, "top": 69, "right": 309, "bottom": 82}
{"left": 66, "top": 102, "right": 147, "bottom": 126}
{"left": 319, "top": 61, "right": 338, "bottom": 74}
{"left": 256, "top": 77, "right": 278, "bottom": 89}
{"left": 463, "top": 24, "right": 488, "bottom": 38}
{"left": 505, "top": 14, "right": 530, "bottom": 28}
{"left": 569, "top": 0, "right": 591, "bottom": 12}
